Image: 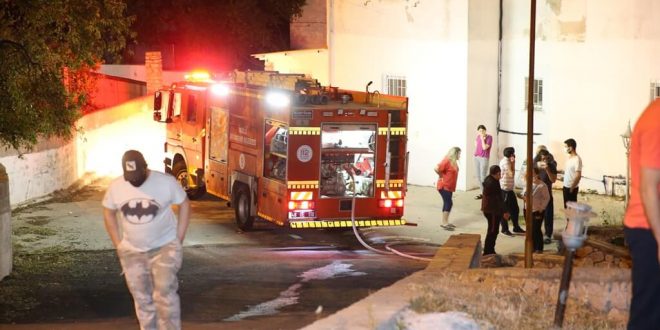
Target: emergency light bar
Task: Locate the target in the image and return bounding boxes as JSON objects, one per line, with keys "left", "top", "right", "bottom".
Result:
{"left": 185, "top": 70, "right": 213, "bottom": 82}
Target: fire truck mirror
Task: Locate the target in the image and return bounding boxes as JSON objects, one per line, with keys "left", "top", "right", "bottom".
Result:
{"left": 154, "top": 91, "right": 163, "bottom": 110}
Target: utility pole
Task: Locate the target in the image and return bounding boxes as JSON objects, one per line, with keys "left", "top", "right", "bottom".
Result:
{"left": 524, "top": 0, "right": 537, "bottom": 268}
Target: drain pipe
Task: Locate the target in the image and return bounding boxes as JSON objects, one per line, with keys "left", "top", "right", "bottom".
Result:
{"left": 496, "top": 0, "right": 503, "bottom": 137}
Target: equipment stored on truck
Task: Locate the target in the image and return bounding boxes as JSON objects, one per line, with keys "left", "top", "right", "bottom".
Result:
{"left": 153, "top": 70, "right": 409, "bottom": 230}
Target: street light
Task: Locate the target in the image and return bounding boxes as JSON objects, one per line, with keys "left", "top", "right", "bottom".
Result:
{"left": 554, "top": 202, "right": 596, "bottom": 327}
{"left": 621, "top": 121, "right": 632, "bottom": 209}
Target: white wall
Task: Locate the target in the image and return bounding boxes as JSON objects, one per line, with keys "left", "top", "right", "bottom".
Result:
{"left": 499, "top": 0, "right": 659, "bottom": 193}
{"left": 1, "top": 96, "right": 164, "bottom": 207}
{"left": 329, "top": 0, "right": 472, "bottom": 189}
{"left": 98, "top": 65, "right": 189, "bottom": 87}
{"left": 466, "top": 0, "right": 500, "bottom": 190}
{"left": 253, "top": 49, "right": 330, "bottom": 86}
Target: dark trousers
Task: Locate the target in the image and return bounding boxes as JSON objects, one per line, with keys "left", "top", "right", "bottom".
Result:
{"left": 544, "top": 196, "right": 554, "bottom": 239}
{"left": 483, "top": 213, "right": 501, "bottom": 255}
{"left": 624, "top": 227, "right": 660, "bottom": 330}
{"left": 528, "top": 211, "right": 544, "bottom": 251}
{"left": 438, "top": 189, "right": 453, "bottom": 212}
{"left": 562, "top": 186, "right": 579, "bottom": 208}
{"left": 500, "top": 190, "right": 521, "bottom": 232}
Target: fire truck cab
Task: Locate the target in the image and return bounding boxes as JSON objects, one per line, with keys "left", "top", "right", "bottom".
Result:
{"left": 154, "top": 70, "right": 409, "bottom": 230}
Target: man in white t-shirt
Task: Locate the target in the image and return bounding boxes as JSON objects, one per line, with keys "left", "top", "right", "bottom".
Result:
{"left": 562, "top": 138, "right": 583, "bottom": 208}
{"left": 103, "top": 150, "right": 190, "bottom": 330}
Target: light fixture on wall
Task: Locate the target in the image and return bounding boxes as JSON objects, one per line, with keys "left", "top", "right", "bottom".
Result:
{"left": 620, "top": 121, "right": 632, "bottom": 209}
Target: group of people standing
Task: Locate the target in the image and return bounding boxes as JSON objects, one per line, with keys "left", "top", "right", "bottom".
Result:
{"left": 434, "top": 125, "right": 584, "bottom": 256}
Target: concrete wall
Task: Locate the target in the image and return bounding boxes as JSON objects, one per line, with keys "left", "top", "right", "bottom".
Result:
{"left": 90, "top": 74, "right": 146, "bottom": 110}
{"left": 262, "top": 0, "right": 660, "bottom": 194}
{"left": 0, "top": 96, "right": 164, "bottom": 207}
{"left": 0, "top": 164, "right": 11, "bottom": 280}
{"left": 467, "top": 0, "right": 501, "bottom": 189}
{"left": 290, "top": 0, "right": 327, "bottom": 49}
{"left": 254, "top": 49, "right": 330, "bottom": 86}
{"left": 499, "top": 0, "right": 660, "bottom": 193}
{"left": 97, "top": 65, "right": 189, "bottom": 87}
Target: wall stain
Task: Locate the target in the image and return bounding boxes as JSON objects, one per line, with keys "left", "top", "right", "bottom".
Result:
{"left": 540, "top": 0, "right": 586, "bottom": 42}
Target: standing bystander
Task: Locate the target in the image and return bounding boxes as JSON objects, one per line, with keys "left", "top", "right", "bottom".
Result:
{"left": 481, "top": 165, "right": 510, "bottom": 255}
{"left": 435, "top": 147, "right": 461, "bottom": 231}
{"left": 623, "top": 101, "right": 660, "bottom": 330}
{"left": 535, "top": 148, "right": 558, "bottom": 243}
{"left": 521, "top": 167, "right": 550, "bottom": 253}
{"left": 473, "top": 125, "right": 493, "bottom": 199}
{"left": 562, "top": 138, "right": 582, "bottom": 208}
{"left": 102, "top": 150, "right": 191, "bottom": 330}
{"left": 499, "top": 147, "right": 524, "bottom": 235}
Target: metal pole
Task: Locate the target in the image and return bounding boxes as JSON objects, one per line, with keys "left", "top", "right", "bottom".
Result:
{"left": 625, "top": 149, "right": 630, "bottom": 209}
{"left": 524, "top": 0, "right": 537, "bottom": 268}
{"left": 554, "top": 249, "right": 575, "bottom": 327}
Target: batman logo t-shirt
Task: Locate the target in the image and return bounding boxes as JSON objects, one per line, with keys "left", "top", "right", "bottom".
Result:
{"left": 120, "top": 199, "right": 161, "bottom": 224}
{"left": 103, "top": 171, "right": 187, "bottom": 252}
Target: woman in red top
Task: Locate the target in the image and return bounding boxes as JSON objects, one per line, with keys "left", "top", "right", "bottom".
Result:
{"left": 435, "top": 147, "right": 461, "bottom": 231}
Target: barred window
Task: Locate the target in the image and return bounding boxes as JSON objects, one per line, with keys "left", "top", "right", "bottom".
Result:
{"left": 385, "top": 75, "right": 407, "bottom": 97}
{"left": 524, "top": 78, "right": 543, "bottom": 111}
{"left": 650, "top": 81, "right": 660, "bottom": 101}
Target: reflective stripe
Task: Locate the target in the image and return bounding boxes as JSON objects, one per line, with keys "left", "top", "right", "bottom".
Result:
{"left": 376, "top": 179, "right": 404, "bottom": 188}
{"left": 288, "top": 181, "right": 319, "bottom": 189}
{"left": 289, "top": 219, "right": 406, "bottom": 228}
{"left": 289, "top": 127, "right": 321, "bottom": 135}
{"left": 380, "top": 190, "right": 403, "bottom": 199}
{"left": 290, "top": 191, "right": 313, "bottom": 200}
{"left": 378, "top": 127, "right": 406, "bottom": 135}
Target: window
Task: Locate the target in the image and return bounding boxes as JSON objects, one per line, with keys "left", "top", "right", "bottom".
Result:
{"left": 186, "top": 94, "right": 197, "bottom": 122}
{"left": 524, "top": 78, "right": 543, "bottom": 111}
{"left": 319, "top": 124, "right": 375, "bottom": 198}
{"left": 263, "top": 120, "right": 288, "bottom": 181}
{"left": 209, "top": 107, "right": 228, "bottom": 162}
{"left": 172, "top": 93, "right": 182, "bottom": 117}
{"left": 384, "top": 75, "right": 407, "bottom": 97}
{"left": 650, "top": 81, "right": 660, "bottom": 101}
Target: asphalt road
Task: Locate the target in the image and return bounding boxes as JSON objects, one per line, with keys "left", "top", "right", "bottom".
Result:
{"left": 1, "top": 183, "right": 430, "bottom": 329}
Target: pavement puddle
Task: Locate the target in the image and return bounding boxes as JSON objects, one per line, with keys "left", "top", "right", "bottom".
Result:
{"left": 224, "top": 260, "right": 366, "bottom": 321}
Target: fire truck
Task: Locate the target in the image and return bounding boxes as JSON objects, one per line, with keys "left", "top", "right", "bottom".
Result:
{"left": 153, "top": 70, "right": 409, "bottom": 230}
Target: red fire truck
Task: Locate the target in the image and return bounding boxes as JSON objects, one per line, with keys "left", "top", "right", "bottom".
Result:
{"left": 153, "top": 70, "right": 409, "bottom": 230}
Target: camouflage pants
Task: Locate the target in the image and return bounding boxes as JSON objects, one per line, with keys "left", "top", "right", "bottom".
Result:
{"left": 117, "top": 240, "right": 183, "bottom": 330}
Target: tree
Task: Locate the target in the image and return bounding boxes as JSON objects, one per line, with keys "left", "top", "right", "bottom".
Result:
{"left": 0, "top": 0, "right": 134, "bottom": 151}
{"left": 124, "top": 0, "right": 306, "bottom": 70}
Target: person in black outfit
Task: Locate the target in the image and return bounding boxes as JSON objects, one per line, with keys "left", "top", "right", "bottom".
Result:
{"left": 481, "top": 165, "right": 510, "bottom": 256}
{"left": 534, "top": 148, "right": 557, "bottom": 243}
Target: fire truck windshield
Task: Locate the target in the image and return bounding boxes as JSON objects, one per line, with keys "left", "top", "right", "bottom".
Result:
{"left": 320, "top": 124, "right": 376, "bottom": 198}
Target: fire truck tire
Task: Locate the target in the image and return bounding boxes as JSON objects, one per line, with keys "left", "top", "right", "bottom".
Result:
{"left": 172, "top": 161, "right": 206, "bottom": 200}
{"left": 233, "top": 184, "right": 255, "bottom": 230}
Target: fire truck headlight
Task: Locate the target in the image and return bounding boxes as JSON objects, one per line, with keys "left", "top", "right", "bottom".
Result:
{"left": 211, "top": 84, "right": 230, "bottom": 96}
{"left": 266, "top": 91, "right": 290, "bottom": 108}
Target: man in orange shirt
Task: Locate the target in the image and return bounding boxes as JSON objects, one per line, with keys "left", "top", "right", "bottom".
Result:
{"left": 624, "top": 100, "right": 660, "bottom": 330}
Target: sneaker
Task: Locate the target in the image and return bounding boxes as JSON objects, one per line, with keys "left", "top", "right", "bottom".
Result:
{"left": 501, "top": 231, "right": 514, "bottom": 237}
{"left": 446, "top": 223, "right": 456, "bottom": 228}
{"left": 441, "top": 225, "right": 455, "bottom": 231}
{"left": 544, "top": 237, "right": 552, "bottom": 244}
{"left": 513, "top": 228, "right": 526, "bottom": 234}
{"left": 474, "top": 194, "right": 483, "bottom": 200}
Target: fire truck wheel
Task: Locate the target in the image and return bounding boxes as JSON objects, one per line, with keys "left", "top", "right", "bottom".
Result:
{"left": 233, "top": 184, "right": 255, "bottom": 230}
{"left": 173, "top": 161, "right": 206, "bottom": 200}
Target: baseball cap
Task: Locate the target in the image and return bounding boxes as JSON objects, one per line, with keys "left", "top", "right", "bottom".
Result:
{"left": 122, "top": 150, "right": 148, "bottom": 184}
